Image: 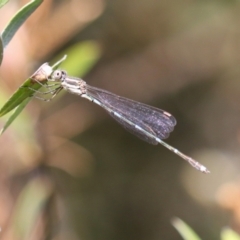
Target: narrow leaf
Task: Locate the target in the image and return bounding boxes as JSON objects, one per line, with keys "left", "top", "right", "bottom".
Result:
{"left": 172, "top": 217, "right": 202, "bottom": 240}
{"left": 1, "top": 0, "right": 43, "bottom": 48}
{"left": 221, "top": 227, "right": 240, "bottom": 240}
{"left": 0, "top": 35, "right": 3, "bottom": 65}
{"left": 12, "top": 178, "right": 53, "bottom": 239}
{"left": 0, "top": 63, "right": 53, "bottom": 117}
{"left": 0, "top": 83, "right": 38, "bottom": 117}
{"left": 0, "top": 56, "right": 67, "bottom": 134}
{"left": 0, "top": 97, "right": 31, "bottom": 135}
{"left": 0, "top": 0, "right": 9, "bottom": 8}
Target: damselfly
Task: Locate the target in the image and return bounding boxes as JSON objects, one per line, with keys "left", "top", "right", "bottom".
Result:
{"left": 32, "top": 65, "right": 210, "bottom": 173}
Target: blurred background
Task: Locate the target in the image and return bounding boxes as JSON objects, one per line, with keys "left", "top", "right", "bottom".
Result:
{"left": 1, "top": 0, "right": 240, "bottom": 239}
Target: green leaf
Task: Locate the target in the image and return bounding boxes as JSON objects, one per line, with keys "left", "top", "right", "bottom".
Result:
{"left": 171, "top": 217, "right": 202, "bottom": 240}
{"left": 0, "top": 35, "right": 3, "bottom": 65}
{"left": 0, "top": 0, "right": 9, "bottom": 8}
{"left": 1, "top": 0, "right": 43, "bottom": 48}
{"left": 12, "top": 178, "right": 53, "bottom": 239}
{"left": 0, "top": 97, "right": 31, "bottom": 135}
{"left": 0, "top": 55, "right": 67, "bottom": 117}
{"left": 0, "top": 63, "right": 53, "bottom": 117}
{"left": 0, "top": 56, "right": 66, "bottom": 117}
{"left": 0, "top": 56, "right": 67, "bottom": 134}
{"left": 0, "top": 81, "right": 40, "bottom": 117}
{"left": 221, "top": 227, "right": 240, "bottom": 240}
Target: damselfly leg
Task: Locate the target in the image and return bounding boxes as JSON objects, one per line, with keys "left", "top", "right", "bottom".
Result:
{"left": 31, "top": 86, "right": 63, "bottom": 102}
{"left": 29, "top": 77, "right": 63, "bottom": 101}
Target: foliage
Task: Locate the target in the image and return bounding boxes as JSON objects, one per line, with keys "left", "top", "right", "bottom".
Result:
{"left": 0, "top": 0, "right": 100, "bottom": 133}
{"left": 172, "top": 218, "right": 240, "bottom": 240}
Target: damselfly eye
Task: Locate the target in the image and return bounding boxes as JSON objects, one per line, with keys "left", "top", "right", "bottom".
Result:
{"left": 52, "top": 70, "right": 63, "bottom": 81}
{"left": 52, "top": 70, "right": 67, "bottom": 82}
{"left": 56, "top": 71, "right": 61, "bottom": 78}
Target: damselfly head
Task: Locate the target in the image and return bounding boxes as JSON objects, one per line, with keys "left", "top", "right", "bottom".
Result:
{"left": 51, "top": 70, "right": 67, "bottom": 82}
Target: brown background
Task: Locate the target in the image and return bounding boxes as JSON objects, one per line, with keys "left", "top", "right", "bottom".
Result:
{"left": 0, "top": 0, "right": 240, "bottom": 239}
